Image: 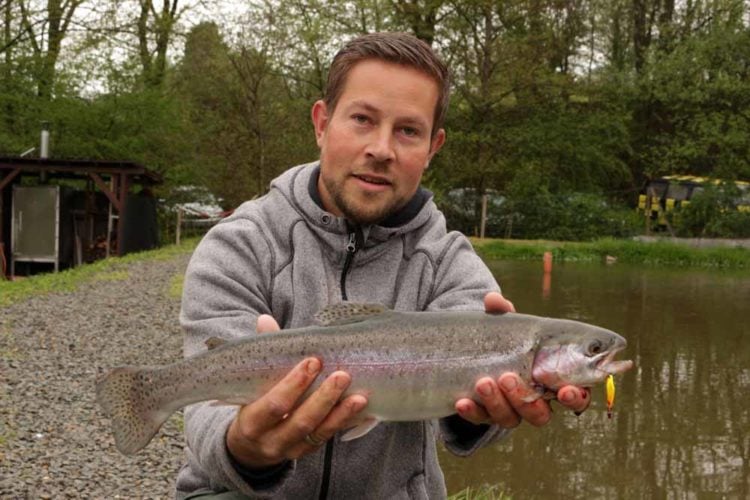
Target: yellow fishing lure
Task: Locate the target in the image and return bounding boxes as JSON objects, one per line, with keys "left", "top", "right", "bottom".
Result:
{"left": 606, "top": 374, "right": 615, "bottom": 418}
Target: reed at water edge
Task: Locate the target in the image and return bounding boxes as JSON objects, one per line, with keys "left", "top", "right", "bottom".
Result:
{"left": 471, "top": 237, "right": 750, "bottom": 269}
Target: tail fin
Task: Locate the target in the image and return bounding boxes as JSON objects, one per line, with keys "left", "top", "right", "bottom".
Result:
{"left": 95, "top": 366, "right": 170, "bottom": 455}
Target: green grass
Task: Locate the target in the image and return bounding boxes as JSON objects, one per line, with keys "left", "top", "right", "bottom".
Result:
{"left": 172, "top": 412, "right": 185, "bottom": 434}
{"left": 0, "top": 237, "right": 201, "bottom": 307}
{"left": 95, "top": 270, "right": 130, "bottom": 282}
{"left": 448, "top": 485, "right": 510, "bottom": 500}
{"left": 169, "top": 273, "right": 185, "bottom": 299}
{"left": 472, "top": 237, "right": 750, "bottom": 269}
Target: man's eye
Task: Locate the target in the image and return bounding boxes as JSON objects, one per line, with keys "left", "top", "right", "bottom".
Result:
{"left": 353, "top": 115, "right": 369, "bottom": 124}
{"left": 401, "top": 127, "right": 419, "bottom": 137}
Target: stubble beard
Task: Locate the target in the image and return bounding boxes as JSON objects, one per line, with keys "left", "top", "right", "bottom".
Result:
{"left": 322, "top": 174, "right": 405, "bottom": 226}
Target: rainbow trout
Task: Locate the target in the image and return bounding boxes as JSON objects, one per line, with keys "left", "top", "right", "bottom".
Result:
{"left": 96, "top": 303, "right": 633, "bottom": 455}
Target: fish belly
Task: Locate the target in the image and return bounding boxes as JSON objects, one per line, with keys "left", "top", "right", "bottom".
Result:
{"left": 339, "top": 352, "right": 532, "bottom": 422}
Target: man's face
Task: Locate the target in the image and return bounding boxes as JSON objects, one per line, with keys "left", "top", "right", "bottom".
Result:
{"left": 311, "top": 59, "right": 445, "bottom": 225}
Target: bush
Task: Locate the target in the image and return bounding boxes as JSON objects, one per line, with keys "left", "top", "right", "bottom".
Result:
{"left": 500, "top": 186, "right": 640, "bottom": 241}
{"left": 438, "top": 188, "right": 509, "bottom": 237}
{"left": 705, "top": 211, "right": 750, "bottom": 238}
{"left": 674, "top": 184, "right": 750, "bottom": 238}
{"left": 439, "top": 177, "right": 642, "bottom": 241}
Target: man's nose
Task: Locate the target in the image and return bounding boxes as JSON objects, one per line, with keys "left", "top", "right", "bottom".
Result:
{"left": 365, "top": 128, "right": 395, "bottom": 163}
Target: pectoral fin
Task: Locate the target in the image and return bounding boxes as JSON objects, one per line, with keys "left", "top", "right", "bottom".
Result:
{"left": 340, "top": 418, "right": 380, "bottom": 441}
{"left": 205, "top": 337, "right": 228, "bottom": 350}
{"left": 522, "top": 385, "right": 548, "bottom": 403}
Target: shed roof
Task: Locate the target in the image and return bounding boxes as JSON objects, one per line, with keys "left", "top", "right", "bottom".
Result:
{"left": 0, "top": 156, "right": 162, "bottom": 184}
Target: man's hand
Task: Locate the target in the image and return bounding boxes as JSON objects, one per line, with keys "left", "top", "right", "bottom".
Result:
{"left": 226, "top": 315, "right": 368, "bottom": 469}
{"left": 454, "top": 292, "right": 590, "bottom": 428}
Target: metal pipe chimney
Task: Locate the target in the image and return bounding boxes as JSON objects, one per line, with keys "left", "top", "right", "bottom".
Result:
{"left": 40, "top": 122, "right": 50, "bottom": 159}
{"left": 39, "top": 122, "right": 50, "bottom": 183}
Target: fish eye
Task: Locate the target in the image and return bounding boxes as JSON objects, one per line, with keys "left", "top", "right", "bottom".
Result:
{"left": 587, "top": 340, "right": 603, "bottom": 356}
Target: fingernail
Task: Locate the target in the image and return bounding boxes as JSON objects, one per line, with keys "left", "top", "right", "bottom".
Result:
{"left": 478, "top": 382, "right": 493, "bottom": 397}
{"left": 500, "top": 376, "right": 518, "bottom": 391}
{"left": 457, "top": 402, "right": 471, "bottom": 414}
{"left": 334, "top": 373, "right": 350, "bottom": 390}
{"left": 306, "top": 358, "right": 320, "bottom": 375}
{"left": 561, "top": 390, "right": 575, "bottom": 403}
{"left": 347, "top": 399, "right": 365, "bottom": 413}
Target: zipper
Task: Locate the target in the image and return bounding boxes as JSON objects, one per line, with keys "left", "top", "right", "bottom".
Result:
{"left": 319, "top": 440, "right": 335, "bottom": 500}
{"left": 319, "top": 227, "right": 362, "bottom": 499}
{"left": 339, "top": 228, "right": 361, "bottom": 301}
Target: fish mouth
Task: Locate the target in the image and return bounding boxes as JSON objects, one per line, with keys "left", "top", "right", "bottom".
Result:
{"left": 593, "top": 346, "right": 634, "bottom": 375}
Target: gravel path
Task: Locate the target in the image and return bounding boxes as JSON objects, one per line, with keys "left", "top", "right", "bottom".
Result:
{"left": 1, "top": 253, "right": 192, "bottom": 499}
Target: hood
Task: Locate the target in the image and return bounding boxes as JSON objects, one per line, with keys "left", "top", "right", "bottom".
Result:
{"left": 270, "top": 162, "right": 438, "bottom": 247}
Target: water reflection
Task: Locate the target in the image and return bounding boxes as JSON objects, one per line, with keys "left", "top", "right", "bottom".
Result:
{"left": 440, "top": 260, "right": 750, "bottom": 499}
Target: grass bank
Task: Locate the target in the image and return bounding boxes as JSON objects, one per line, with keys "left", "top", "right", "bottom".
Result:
{"left": 448, "top": 485, "right": 510, "bottom": 500}
{"left": 0, "top": 237, "right": 200, "bottom": 307}
{"left": 4, "top": 236, "right": 748, "bottom": 308}
{"left": 471, "top": 237, "right": 750, "bottom": 269}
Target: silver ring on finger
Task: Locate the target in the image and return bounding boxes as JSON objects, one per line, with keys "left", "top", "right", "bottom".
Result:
{"left": 304, "top": 433, "right": 325, "bottom": 447}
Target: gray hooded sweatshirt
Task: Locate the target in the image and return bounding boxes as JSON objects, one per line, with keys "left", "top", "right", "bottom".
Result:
{"left": 176, "top": 163, "right": 507, "bottom": 499}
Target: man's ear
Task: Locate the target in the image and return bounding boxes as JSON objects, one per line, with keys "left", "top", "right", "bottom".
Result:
{"left": 311, "top": 100, "right": 329, "bottom": 146}
{"left": 427, "top": 128, "right": 446, "bottom": 164}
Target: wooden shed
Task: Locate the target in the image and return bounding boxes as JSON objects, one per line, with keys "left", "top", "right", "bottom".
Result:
{"left": 0, "top": 157, "right": 162, "bottom": 277}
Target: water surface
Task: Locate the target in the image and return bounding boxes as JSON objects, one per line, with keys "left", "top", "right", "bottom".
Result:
{"left": 440, "top": 260, "right": 750, "bottom": 499}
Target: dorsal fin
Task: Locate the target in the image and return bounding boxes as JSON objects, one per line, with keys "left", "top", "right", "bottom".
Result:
{"left": 314, "top": 303, "right": 389, "bottom": 326}
{"left": 205, "top": 336, "right": 228, "bottom": 350}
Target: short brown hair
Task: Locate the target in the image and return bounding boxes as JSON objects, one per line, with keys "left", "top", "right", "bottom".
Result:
{"left": 324, "top": 32, "right": 450, "bottom": 137}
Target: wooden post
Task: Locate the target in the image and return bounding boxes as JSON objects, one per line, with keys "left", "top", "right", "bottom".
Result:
{"left": 0, "top": 190, "right": 4, "bottom": 274}
{"left": 176, "top": 207, "right": 182, "bottom": 246}
{"left": 116, "top": 173, "right": 129, "bottom": 256}
{"left": 105, "top": 177, "right": 115, "bottom": 258}
{"left": 109, "top": 175, "right": 120, "bottom": 257}
{"left": 480, "top": 193, "right": 488, "bottom": 239}
{"left": 645, "top": 188, "right": 653, "bottom": 235}
{"left": 0, "top": 169, "right": 21, "bottom": 273}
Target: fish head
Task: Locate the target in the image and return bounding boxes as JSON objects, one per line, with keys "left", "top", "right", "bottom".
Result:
{"left": 530, "top": 319, "right": 634, "bottom": 391}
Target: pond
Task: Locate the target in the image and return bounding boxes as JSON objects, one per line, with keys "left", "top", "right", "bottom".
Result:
{"left": 439, "top": 259, "right": 750, "bottom": 499}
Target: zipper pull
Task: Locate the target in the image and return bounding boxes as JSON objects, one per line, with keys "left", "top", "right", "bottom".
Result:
{"left": 340, "top": 230, "right": 360, "bottom": 302}
{"left": 345, "top": 232, "right": 357, "bottom": 253}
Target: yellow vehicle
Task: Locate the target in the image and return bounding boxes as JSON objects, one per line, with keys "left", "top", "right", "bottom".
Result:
{"left": 638, "top": 175, "right": 750, "bottom": 229}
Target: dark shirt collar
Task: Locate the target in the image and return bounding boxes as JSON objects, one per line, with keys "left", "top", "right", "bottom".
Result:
{"left": 308, "top": 164, "right": 430, "bottom": 228}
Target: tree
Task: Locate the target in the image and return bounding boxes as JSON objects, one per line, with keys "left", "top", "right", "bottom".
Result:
{"left": 137, "top": 0, "right": 183, "bottom": 87}
{"left": 391, "top": 0, "right": 446, "bottom": 45}
{"left": 2, "top": 0, "right": 88, "bottom": 99}
{"left": 638, "top": 26, "right": 750, "bottom": 180}
{"left": 175, "top": 21, "right": 316, "bottom": 208}
{"left": 433, "top": 0, "right": 517, "bottom": 197}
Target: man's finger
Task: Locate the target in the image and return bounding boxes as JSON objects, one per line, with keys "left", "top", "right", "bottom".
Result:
{"left": 317, "top": 394, "right": 368, "bottom": 437}
{"left": 455, "top": 398, "right": 491, "bottom": 426}
{"left": 484, "top": 292, "right": 516, "bottom": 314}
{"left": 238, "top": 358, "right": 321, "bottom": 436}
{"left": 256, "top": 314, "right": 281, "bottom": 334}
{"left": 473, "top": 377, "right": 522, "bottom": 428}
{"left": 558, "top": 385, "right": 590, "bottom": 414}
{"left": 290, "top": 394, "right": 368, "bottom": 456}
{"left": 283, "top": 371, "right": 352, "bottom": 442}
{"left": 497, "top": 373, "right": 551, "bottom": 427}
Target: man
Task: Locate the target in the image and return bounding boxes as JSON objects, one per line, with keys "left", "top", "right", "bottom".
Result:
{"left": 176, "top": 32, "right": 588, "bottom": 499}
